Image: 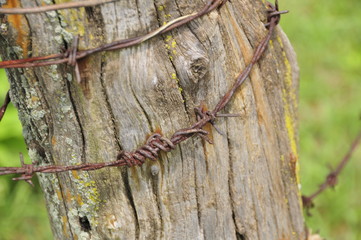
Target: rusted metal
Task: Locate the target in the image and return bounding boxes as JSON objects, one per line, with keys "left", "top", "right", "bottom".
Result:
{"left": 302, "top": 130, "right": 361, "bottom": 214}
{"left": 0, "top": 0, "right": 116, "bottom": 15}
{"left": 0, "top": 0, "right": 227, "bottom": 69}
{"left": 0, "top": 1, "right": 287, "bottom": 184}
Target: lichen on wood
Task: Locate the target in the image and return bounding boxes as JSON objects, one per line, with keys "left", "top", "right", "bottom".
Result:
{"left": 0, "top": 0, "right": 304, "bottom": 239}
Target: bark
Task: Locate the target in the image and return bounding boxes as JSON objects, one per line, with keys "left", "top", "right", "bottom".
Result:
{"left": 0, "top": 0, "right": 304, "bottom": 239}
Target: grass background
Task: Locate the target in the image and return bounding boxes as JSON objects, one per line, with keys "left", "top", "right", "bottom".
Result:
{"left": 0, "top": 0, "right": 360, "bottom": 239}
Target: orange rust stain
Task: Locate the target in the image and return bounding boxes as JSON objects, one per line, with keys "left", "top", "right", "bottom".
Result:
{"left": 61, "top": 215, "right": 69, "bottom": 238}
{"left": 109, "top": 216, "right": 117, "bottom": 227}
{"left": 203, "top": 123, "right": 214, "bottom": 143}
{"left": 3, "top": 0, "right": 30, "bottom": 57}
{"left": 76, "top": 194, "right": 84, "bottom": 206}
{"left": 65, "top": 188, "right": 72, "bottom": 203}
{"left": 145, "top": 126, "right": 163, "bottom": 140}
{"left": 51, "top": 136, "right": 56, "bottom": 146}
{"left": 289, "top": 152, "right": 298, "bottom": 177}
{"left": 257, "top": 110, "right": 264, "bottom": 124}
{"left": 154, "top": 126, "right": 162, "bottom": 135}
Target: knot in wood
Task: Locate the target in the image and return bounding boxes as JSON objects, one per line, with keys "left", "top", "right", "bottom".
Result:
{"left": 189, "top": 57, "right": 209, "bottom": 84}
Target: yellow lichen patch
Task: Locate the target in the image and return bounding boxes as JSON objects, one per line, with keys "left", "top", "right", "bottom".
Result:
{"left": 31, "top": 96, "right": 40, "bottom": 102}
{"left": 3, "top": 0, "right": 30, "bottom": 57}
{"left": 164, "top": 35, "right": 177, "bottom": 61}
{"left": 277, "top": 36, "right": 297, "bottom": 106}
{"left": 279, "top": 36, "right": 301, "bottom": 185}
{"left": 283, "top": 97, "right": 298, "bottom": 158}
{"left": 56, "top": 0, "right": 86, "bottom": 37}
{"left": 277, "top": 35, "right": 301, "bottom": 185}
{"left": 165, "top": 35, "right": 172, "bottom": 42}
{"left": 269, "top": 39, "right": 274, "bottom": 50}
{"left": 71, "top": 173, "right": 102, "bottom": 227}
{"left": 282, "top": 89, "right": 300, "bottom": 185}
{"left": 68, "top": 9, "right": 85, "bottom": 36}
{"left": 159, "top": 5, "right": 172, "bottom": 25}
{"left": 72, "top": 170, "right": 80, "bottom": 179}
{"left": 56, "top": 189, "right": 63, "bottom": 200}
{"left": 171, "top": 40, "right": 177, "bottom": 48}
{"left": 171, "top": 73, "right": 183, "bottom": 94}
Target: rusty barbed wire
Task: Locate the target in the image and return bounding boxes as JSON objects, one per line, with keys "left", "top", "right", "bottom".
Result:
{"left": 0, "top": 0, "right": 117, "bottom": 14}
{"left": 0, "top": 0, "right": 227, "bottom": 69}
{"left": 0, "top": 0, "right": 227, "bottom": 121}
{"left": 0, "top": 1, "right": 287, "bottom": 185}
{"left": 302, "top": 129, "right": 361, "bottom": 215}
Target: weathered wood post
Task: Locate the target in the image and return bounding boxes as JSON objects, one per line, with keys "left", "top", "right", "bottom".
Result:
{"left": 0, "top": 0, "right": 304, "bottom": 239}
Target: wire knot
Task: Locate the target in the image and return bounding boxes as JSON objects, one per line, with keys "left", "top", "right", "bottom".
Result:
{"left": 265, "top": 0, "right": 289, "bottom": 28}
{"left": 64, "top": 36, "right": 82, "bottom": 83}
{"left": 12, "top": 153, "right": 34, "bottom": 186}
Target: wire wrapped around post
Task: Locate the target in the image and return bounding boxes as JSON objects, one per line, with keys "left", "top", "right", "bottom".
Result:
{"left": 0, "top": 1, "right": 288, "bottom": 185}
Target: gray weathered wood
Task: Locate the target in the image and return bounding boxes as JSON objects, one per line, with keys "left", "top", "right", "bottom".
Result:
{"left": 0, "top": 0, "right": 304, "bottom": 239}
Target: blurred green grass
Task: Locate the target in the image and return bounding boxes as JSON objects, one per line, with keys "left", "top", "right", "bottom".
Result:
{"left": 0, "top": 0, "right": 361, "bottom": 239}
{"left": 282, "top": 0, "right": 361, "bottom": 239}
{"left": 0, "top": 70, "right": 52, "bottom": 240}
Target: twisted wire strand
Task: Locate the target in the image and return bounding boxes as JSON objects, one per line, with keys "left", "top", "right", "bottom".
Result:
{"left": 0, "top": 1, "right": 285, "bottom": 185}
{"left": 0, "top": 0, "right": 116, "bottom": 14}
{"left": 0, "top": 0, "right": 225, "bottom": 69}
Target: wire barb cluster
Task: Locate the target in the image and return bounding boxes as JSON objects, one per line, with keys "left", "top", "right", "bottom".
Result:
{"left": 0, "top": 0, "right": 116, "bottom": 14}
{"left": 0, "top": 0, "right": 286, "bottom": 185}
{"left": 0, "top": 0, "right": 227, "bottom": 70}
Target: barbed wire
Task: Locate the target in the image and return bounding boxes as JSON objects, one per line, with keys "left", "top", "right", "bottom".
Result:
{"left": 302, "top": 130, "right": 361, "bottom": 215}
{"left": 0, "top": 0, "right": 287, "bottom": 185}
{"left": 0, "top": 0, "right": 116, "bottom": 14}
{"left": 1, "top": 0, "right": 360, "bottom": 220}
{"left": 0, "top": 0, "right": 228, "bottom": 69}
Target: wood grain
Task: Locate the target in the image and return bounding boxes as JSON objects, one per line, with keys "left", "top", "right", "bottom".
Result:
{"left": 0, "top": 0, "right": 304, "bottom": 239}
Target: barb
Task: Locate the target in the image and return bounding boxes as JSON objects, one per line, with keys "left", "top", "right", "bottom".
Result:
{"left": 0, "top": 0, "right": 116, "bottom": 15}
{"left": 302, "top": 130, "right": 361, "bottom": 214}
{"left": 0, "top": 0, "right": 225, "bottom": 69}
{"left": 0, "top": 91, "right": 10, "bottom": 121}
{"left": 0, "top": 1, "right": 285, "bottom": 183}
